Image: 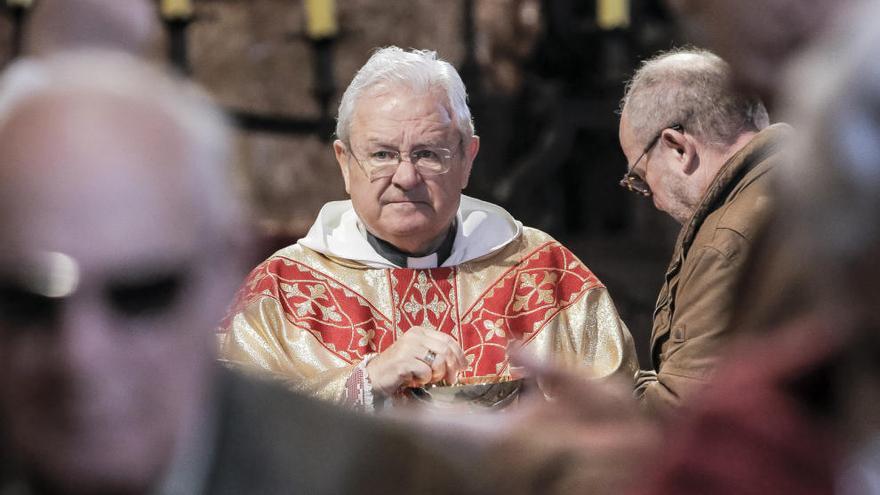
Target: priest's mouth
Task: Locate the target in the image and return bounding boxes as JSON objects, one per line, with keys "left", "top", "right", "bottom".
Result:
{"left": 384, "top": 200, "right": 429, "bottom": 206}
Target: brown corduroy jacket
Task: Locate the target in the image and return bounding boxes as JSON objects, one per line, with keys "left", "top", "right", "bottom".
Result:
{"left": 636, "top": 124, "right": 792, "bottom": 418}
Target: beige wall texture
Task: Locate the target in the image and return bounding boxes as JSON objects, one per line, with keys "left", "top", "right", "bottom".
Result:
{"left": 190, "top": 0, "right": 467, "bottom": 236}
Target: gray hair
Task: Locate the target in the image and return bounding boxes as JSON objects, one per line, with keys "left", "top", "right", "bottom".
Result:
{"left": 335, "top": 46, "right": 475, "bottom": 143}
{"left": 0, "top": 50, "right": 243, "bottom": 238}
{"left": 621, "top": 47, "right": 769, "bottom": 148}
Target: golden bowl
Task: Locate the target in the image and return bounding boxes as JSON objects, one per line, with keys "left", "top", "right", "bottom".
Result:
{"left": 404, "top": 377, "right": 525, "bottom": 411}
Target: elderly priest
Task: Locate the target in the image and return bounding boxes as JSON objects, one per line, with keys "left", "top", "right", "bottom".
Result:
{"left": 220, "top": 47, "right": 638, "bottom": 410}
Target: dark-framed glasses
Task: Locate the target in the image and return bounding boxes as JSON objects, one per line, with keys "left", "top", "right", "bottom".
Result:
{"left": 346, "top": 143, "right": 459, "bottom": 181}
{"left": 619, "top": 123, "right": 684, "bottom": 197}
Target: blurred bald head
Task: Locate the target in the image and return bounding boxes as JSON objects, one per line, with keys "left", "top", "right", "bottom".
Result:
{"left": 0, "top": 51, "right": 244, "bottom": 493}
{"left": 25, "top": 0, "right": 160, "bottom": 56}
{"left": 776, "top": 1, "right": 880, "bottom": 305}
{"left": 0, "top": 51, "right": 243, "bottom": 240}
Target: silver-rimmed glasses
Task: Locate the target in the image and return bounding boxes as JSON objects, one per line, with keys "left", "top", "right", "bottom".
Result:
{"left": 345, "top": 143, "right": 459, "bottom": 181}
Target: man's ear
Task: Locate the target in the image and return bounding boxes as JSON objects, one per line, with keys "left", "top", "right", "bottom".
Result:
{"left": 333, "top": 139, "right": 352, "bottom": 194}
{"left": 661, "top": 128, "right": 698, "bottom": 175}
{"left": 460, "top": 135, "right": 479, "bottom": 189}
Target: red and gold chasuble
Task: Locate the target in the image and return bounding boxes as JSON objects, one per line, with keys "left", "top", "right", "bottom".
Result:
{"left": 220, "top": 227, "right": 638, "bottom": 406}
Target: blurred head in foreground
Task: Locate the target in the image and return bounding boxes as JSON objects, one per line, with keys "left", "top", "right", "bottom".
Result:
{"left": 25, "top": 0, "right": 161, "bottom": 57}
{"left": 776, "top": 1, "right": 880, "bottom": 327}
{"left": 771, "top": 0, "right": 880, "bottom": 458}
{"left": 0, "top": 51, "right": 244, "bottom": 493}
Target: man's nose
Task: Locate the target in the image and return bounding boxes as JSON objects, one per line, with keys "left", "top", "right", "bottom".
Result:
{"left": 390, "top": 157, "right": 424, "bottom": 189}
{"left": 53, "top": 300, "right": 112, "bottom": 376}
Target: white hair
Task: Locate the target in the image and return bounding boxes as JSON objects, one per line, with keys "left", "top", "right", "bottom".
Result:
{"left": 335, "top": 46, "right": 475, "bottom": 143}
{"left": 0, "top": 50, "right": 244, "bottom": 238}
{"left": 621, "top": 47, "right": 769, "bottom": 149}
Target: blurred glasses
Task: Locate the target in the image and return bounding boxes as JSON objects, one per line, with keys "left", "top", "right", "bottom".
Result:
{"left": 0, "top": 252, "right": 190, "bottom": 330}
{"left": 619, "top": 123, "right": 684, "bottom": 197}
{"left": 346, "top": 142, "right": 460, "bottom": 181}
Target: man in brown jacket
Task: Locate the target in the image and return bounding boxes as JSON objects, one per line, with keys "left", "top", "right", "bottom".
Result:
{"left": 617, "top": 48, "right": 790, "bottom": 417}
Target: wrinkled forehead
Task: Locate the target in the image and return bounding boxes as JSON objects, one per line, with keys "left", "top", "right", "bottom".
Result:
{"left": 0, "top": 93, "right": 204, "bottom": 274}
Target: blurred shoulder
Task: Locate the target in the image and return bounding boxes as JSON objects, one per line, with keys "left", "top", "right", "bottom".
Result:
{"left": 210, "top": 369, "right": 466, "bottom": 494}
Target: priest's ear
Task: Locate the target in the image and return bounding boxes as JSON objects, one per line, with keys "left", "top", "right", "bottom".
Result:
{"left": 334, "top": 139, "right": 352, "bottom": 194}
{"left": 460, "top": 135, "right": 479, "bottom": 189}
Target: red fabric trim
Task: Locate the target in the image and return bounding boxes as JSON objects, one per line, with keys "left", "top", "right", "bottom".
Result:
{"left": 221, "top": 243, "right": 603, "bottom": 376}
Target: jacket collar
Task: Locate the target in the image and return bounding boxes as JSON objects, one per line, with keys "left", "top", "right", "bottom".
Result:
{"left": 671, "top": 123, "right": 792, "bottom": 267}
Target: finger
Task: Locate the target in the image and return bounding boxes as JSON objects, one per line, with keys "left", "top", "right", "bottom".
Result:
{"left": 421, "top": 330, "right": 467, "bottom": 367}
{"left": 406, "top": 325, "right": 433, "bottom": 338}
{"left": 397, "top": 326, "right": 432, "bottom": 348}
{"left": 448, "top": 341, "right": 468, "bottom": 369}
{"left": 403, "top": 358, "right": 434, "bottom": 388}
{"left": 406, "top": 331, "right": 467, "bottom": 383}
{"left": 401, "top": 328, "right": 449, "bottom": 359}
{"left": 443, "top": 352, "right": 461, "bottom": 384}
{"left": 428, "top": 347, "right": 460, "bottom": 385}
{"left": 442, "top": 342, "right": 467, "bottom": 383}
{"left": 429, "top": 356, "right": 448, "bottom": 384}
{"left": 414, "top": 344, "right": 450, "bottom": 384}
{"left": 422, "top": 339, "right": 465, "bottom": 383}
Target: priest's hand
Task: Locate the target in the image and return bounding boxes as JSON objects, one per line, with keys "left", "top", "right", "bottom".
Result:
{"left": 366, "top": 326, "right": 467, "bottom": 396}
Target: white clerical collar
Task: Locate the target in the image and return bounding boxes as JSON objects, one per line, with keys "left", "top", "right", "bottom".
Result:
{"left": 362, "top": 221, "right": 456, "bottom": 269}
{"left": 405, "top": 254, "right": 439, "bottom": 269}
{"left": 297, "top": 195, "right": 523, "bottom": 269}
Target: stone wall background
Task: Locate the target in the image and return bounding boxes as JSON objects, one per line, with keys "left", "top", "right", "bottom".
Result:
{"left": 190, "top": 0, "right": 467, "bottom": 236}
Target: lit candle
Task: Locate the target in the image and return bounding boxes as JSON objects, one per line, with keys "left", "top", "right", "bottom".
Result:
{"left": 161, "top": 0, "right": 194, "bottom": 20}
{"left": 597, "top": 0, "right": 630, "bottom": 30}
{"left": 5, "top": 0, "right": 33, "bottom": 8}
{"left": 305, "top": 0, "right": 338, "bottom": 39}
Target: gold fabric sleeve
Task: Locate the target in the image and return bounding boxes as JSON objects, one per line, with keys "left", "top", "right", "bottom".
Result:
{"left": 220, "top": 296, "right": 356, "bottom": 403}
{"left": 520, "top": 287, "right": 639, "bottom": 384}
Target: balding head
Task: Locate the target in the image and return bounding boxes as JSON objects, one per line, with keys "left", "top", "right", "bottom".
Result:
{"left": 0, "top": 92, "right": 201, "bottom": 260}
{"left": 0, "top": 51, "right": 243, "bottom": 242}
{"left": 0, "top": 52, "right": 245, "bottom": 493}
{"left": 621, "top": 48, "right": 769, "bottom": 150}
{"left": 25, "top": 0, "right": 160, "bottom": 56}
